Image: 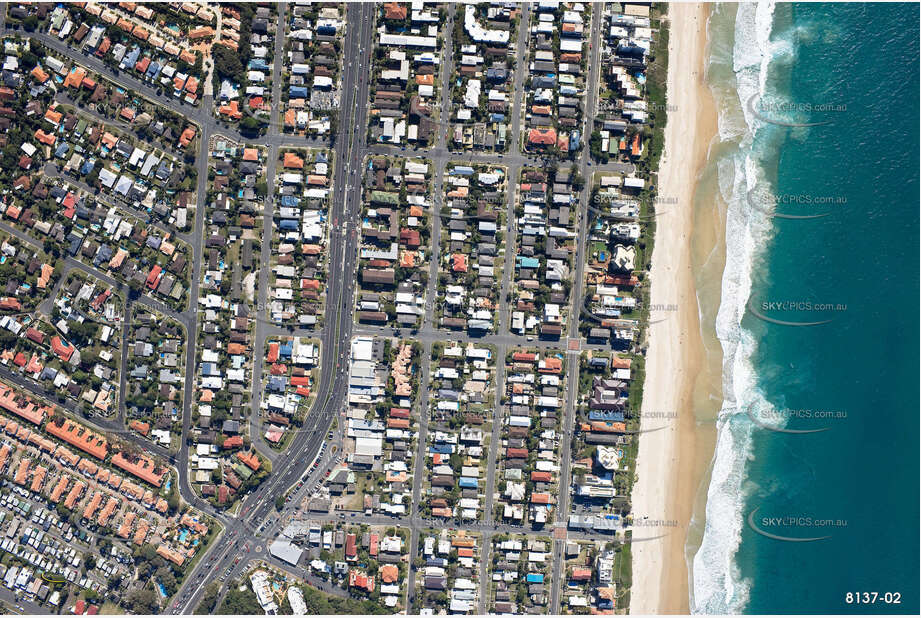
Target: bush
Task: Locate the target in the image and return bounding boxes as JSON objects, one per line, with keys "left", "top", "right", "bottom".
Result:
{"left": 212, "top": 45, "right": 244, "bottom": 82}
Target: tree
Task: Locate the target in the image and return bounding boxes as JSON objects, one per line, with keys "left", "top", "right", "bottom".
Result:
{"left": 56, "top": 503, "right": 71, "bottom": 520}
{"left": 212, "top": 45, "right": 244, "bottom": 82}
{"left": 128, "top": 278, "right": 143, "bottom": 296}
{"left": 167, "top": 484, "right": 180, "bottom": 513}
{"left": 218, "top": 586, "right": 263, "bottom": 615}
{"left": 138, "top": 544, "right": 158, "bottom": 563}
{"left": 240, "top": 116, "right": 261, "bottom": 133}
{"left": 156, "top": 566, "right": 177, "bottom": 595}
{"left": 20, "top": 51, "right": 38, "bottom": 70}
{"left": 125, "top": 587, "right": 159, "bottom": 614}
{"left": 275, "top": 494, "right": 285, "bottom": 511}
{"left": 194, "top": 583, "right": 221, "bottom": 615}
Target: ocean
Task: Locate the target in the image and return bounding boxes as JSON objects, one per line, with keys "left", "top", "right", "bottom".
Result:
{"left": 691, "top": 3, "right": 919, "bottom": 614}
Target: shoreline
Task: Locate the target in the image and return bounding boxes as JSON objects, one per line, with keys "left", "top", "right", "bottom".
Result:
{"left": 630, "top": 3, "right": 719, "bottom": 614}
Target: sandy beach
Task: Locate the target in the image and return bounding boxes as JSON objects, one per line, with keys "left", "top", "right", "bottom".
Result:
{"left": 630, "top": 3, "right": 719, "bottom": 614}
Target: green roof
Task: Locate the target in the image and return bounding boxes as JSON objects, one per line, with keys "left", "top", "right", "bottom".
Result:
{"left": 370, "top": 190, "right": 399, "bottom": 205}
{"left": 233, "top": 463, "right": 254, "bottom": 480}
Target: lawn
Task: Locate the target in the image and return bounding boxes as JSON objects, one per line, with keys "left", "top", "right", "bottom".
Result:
{"left": 99, "top": 602, "right": 123, "bottom": 614}
{"left": 343, "top": 474, "right": 371, "bottom": 511}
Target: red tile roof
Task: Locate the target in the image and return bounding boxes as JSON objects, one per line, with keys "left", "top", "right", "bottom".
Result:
{"left": 111, "top": 452, "right": 165, "bottom": 486}
{"left": 46, "top": 419, "right": 108, "bottom": 460}
{"left": 50, "top": 336, "right": 74, "bottom": 362}
{"left": 528, "top": 128, "right": 557, "bottom": 145}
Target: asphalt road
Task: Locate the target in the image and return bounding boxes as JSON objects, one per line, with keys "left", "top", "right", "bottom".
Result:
{"left": 171, "top": 3, "right": 376, "bottom": 611}
{"left": 3, "top": 12, "right": 496, "bottom": 611}
{"left": 0, "top": 3, "right": 623, "bottom": 614}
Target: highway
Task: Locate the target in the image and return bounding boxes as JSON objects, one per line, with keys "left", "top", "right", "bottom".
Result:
{"left": 1, "top": 4, "right": 372, "bottom": 610}
{"left": 170, "top": 3, "right": 376, "bottom": 611}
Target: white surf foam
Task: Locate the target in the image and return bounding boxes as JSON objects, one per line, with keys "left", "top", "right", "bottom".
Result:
{"left": 690, "top": 1, "right": 786, "bottom": 613}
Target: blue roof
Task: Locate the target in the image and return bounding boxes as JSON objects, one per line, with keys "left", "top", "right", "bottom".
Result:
{"left": 289, "top": 86, "right": 308, "bottom": 97}
{"left": 517, "top": 256, "right": 540, "bottom": 269}
{"left": 526, "top": 573, "right": 544, "bottom": 583}
{"left": 458, "top": 477, "right": 478, "bottom": 489}
{"left": 93, "top": 245, "right": 112, "bottom": 266}
{"left": 428, "top": 444, "right": 453, "bottom": 455}
{"left": 437, "top": 388, "right": 459, "bottom": 400}
{"left": 569, "top": 130, "right": 581, "bottom": 151}
{"left": 279, "top": 341, "right": 293, "bottom": 357}
{"left": 589, "top": 410, "right": 625, "bottom": 422}
{"left": 200, "top": 362, "right": 218, "bottom": 376}
{"left": 279, "top": 219, "right": 299, "bottom": 230}
{"left": 267, "top": 376, "right": 287, "bottom": 392}
{"left": 280, "top": 195, "right": 299, "bottom": 207}
{"left": 67, "top": 236, "right": 83, "bottom": 255}
{"left": 123, "top": 47, "right": 140, "bottom": 66}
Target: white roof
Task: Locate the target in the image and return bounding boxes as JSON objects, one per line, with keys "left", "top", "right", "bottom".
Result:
{"left": 351, "top": 336, "right": 374, "bottom": 361}
{"left": 355, "top": 436, "right": 382, "bottom": 457}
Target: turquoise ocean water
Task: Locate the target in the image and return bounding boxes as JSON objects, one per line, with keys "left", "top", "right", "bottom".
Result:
{"left": 691, "top": 3, "right": 919, "bottom": 614}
